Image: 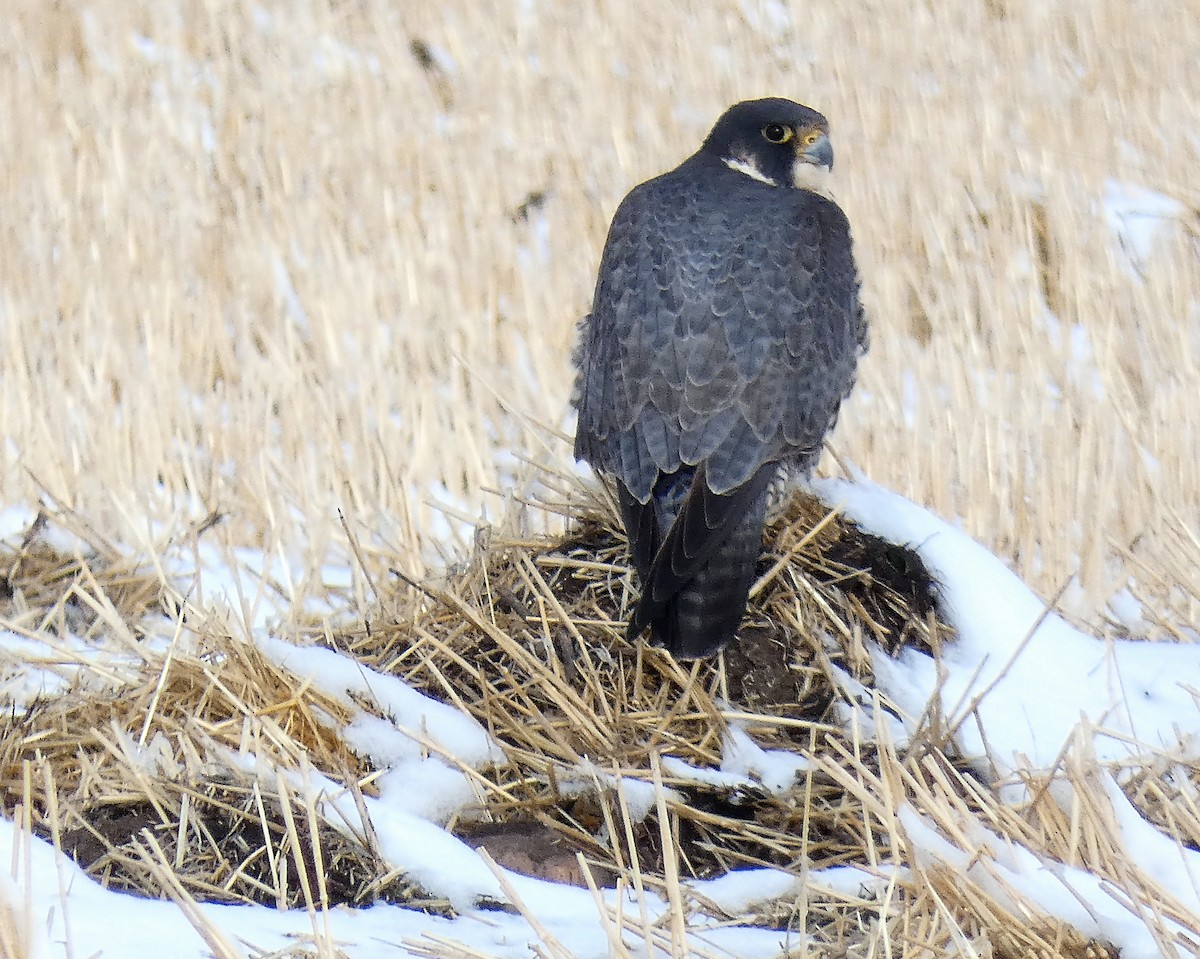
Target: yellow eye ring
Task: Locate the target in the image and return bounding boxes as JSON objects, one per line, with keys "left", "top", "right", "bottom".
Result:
{"left": 761, "top": 123, "right": 793, "bottom": 144}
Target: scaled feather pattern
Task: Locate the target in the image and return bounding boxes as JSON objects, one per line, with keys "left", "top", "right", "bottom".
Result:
{"left": 574, "top": 98, "right": 867, "bottom": 658}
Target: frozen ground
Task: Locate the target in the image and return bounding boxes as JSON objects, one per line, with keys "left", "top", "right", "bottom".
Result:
{"left": 3, "top": 478, "right": 1199, "bottom": 958}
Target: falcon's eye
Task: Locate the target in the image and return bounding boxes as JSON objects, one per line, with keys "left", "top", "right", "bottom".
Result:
{"left": 761, "top": 123, "right": 792, "bottom": 144}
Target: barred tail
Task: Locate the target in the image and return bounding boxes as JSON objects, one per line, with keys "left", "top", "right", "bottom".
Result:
{"left": 625, "top": 464, "right": 774, "bottom": 659}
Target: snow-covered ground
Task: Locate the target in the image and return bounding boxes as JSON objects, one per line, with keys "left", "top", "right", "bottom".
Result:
{"left": 823, "top": 477, "right": 1200, "bottom": 787}
{"left": 2, "top": 477, "right": 1199, "bottom": 958}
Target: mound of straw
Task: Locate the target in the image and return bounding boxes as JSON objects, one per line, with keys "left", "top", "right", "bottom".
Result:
{"left": 4, "top": 480, "right": 1193, "bottom": 957}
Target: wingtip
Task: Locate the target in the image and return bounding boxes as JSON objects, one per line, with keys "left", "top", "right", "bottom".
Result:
{"left": 625, "top": 611, "right": 646, "bottom": 645}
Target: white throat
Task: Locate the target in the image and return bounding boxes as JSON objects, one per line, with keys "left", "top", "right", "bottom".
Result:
{"left": 792, "top": 160, "right": 833, "bottom": 197}
{"left": 723, "top": 154, "right": 778, "bottom": 186}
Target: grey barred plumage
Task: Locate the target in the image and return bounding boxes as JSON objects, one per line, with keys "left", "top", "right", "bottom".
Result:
{"left": 573, "top": 98, "right": 867, "bottom": 658}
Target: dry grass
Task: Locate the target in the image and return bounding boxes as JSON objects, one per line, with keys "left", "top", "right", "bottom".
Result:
{"left": 1, "top": 1, "right": 1199, "bottom": 956}
{"left": 2, "top": 484, "right": 1197, "bottom": 956}
{"left": 344, "top": 485, "right": 945, "bottom": 881}
{"left": 2, "top": 1, "right": 1198, "bottom": 618}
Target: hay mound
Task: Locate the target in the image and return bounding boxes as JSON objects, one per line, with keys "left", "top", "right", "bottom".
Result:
{"left": 342, "top": 488, "right": 952, "bottom": 884}
{"left": 1, "top": 491, "right": 1178, "bottom": 957}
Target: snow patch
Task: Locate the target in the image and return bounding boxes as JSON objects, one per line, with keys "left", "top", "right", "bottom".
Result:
{"left": 721, "top": 722, "right": 810, "bottom": 793}
{"left": 1103, "top": 178, "right": 1185, "bottom": 278}
{"left": 816, "top": 477, "right": 1200, "bottom": 786}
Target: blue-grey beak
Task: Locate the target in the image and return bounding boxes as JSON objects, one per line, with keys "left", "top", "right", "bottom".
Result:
{"left": 799, "top": 132, "right": 834, "bottom": 172}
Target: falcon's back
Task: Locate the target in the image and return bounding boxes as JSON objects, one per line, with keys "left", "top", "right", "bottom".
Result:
{"left": 573, "top": 98, "right": 866, "bottom": 658}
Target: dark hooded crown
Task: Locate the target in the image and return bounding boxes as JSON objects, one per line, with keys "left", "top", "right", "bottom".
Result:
{"left": 701, "top": 97, "right": 832, "bottom": 185}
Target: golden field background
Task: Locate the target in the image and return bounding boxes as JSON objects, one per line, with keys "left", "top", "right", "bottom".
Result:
{"left": 2, "top": 4, "right": 1200, "bottom": 957}
{"left": 2, "top": 0, "right": 1199, "bottom": 625}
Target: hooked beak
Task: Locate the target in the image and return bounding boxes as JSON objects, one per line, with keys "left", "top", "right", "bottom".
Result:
{"left": 797, "top": 132, "right": 834, "bottom": 172}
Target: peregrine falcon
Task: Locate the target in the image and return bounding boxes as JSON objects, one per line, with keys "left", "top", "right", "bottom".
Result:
{"left": 573, "top": 98, "right": 866, "bottom": 659}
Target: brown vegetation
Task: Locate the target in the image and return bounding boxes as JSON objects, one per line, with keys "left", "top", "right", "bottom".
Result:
{"left": 1, "top": 1, "right": 1198, "bottom": 956}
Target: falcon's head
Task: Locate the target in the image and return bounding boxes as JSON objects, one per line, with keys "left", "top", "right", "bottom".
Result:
{"left": 702, "top": 98, "right": 833, "bottom": 191}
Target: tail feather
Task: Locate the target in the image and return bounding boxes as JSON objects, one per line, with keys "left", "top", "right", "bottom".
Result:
{"left": 624, "top": 463, "right": 775, "bottom": 658}
{"left": 618, "top": 483, "right": 659, "bottom": 584}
